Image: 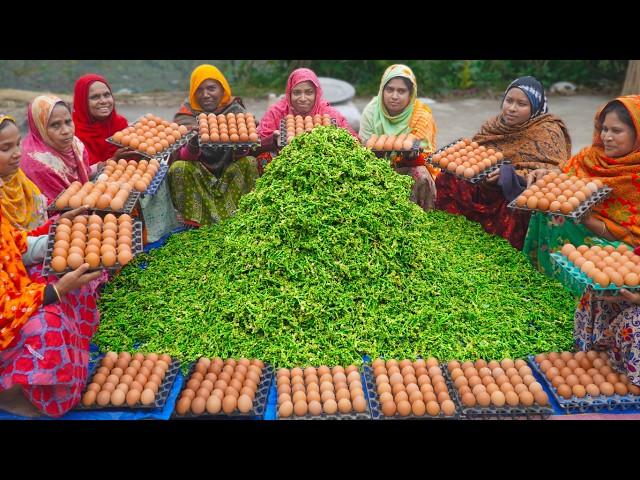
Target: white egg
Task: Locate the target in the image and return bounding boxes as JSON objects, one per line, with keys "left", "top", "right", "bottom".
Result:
{"left": 586, "top": 181, "right": 598, "bottom": 192}
{"left": 97, "top": 174, "right": 109, "bottom": 182}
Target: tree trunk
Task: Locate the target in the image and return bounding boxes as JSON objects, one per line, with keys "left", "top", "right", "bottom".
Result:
{"left": 621, "top": 60, "right": 640, "bottom": 95}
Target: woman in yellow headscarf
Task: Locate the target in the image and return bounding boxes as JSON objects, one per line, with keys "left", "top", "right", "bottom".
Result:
{"left": 169, "top": 64, "right": 258, "bottom": 226}
{"left": 359, "top": 64, "right": 438, "bottom": 211}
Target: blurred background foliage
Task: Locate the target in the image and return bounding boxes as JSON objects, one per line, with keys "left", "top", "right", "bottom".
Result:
{"left": 0, "top": 60, "right": 628, "bottom": 98}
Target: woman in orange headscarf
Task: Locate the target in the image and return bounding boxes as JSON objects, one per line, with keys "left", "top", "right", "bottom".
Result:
{"left": 523, "top": 95, "right": 640, "bottom": 293}
{"left": 169, "top": 64, "right": 258, "bottom": 226}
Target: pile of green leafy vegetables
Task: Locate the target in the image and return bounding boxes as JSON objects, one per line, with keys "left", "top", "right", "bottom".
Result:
{"left": 96, "top": 126, "right": 578, "bottom": 366}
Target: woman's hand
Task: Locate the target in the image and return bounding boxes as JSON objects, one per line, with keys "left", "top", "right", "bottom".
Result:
{"left": 485, "top": 169, "right": 500, "bottom": 184}
{"left": 526, "top": 168, "right": 549, "bottom": 187}
{"left": 54, "top": 264, "right": 103, "bottom": 298}
{"left": 58, "top": 206, "right": 90, "bottom": 221}
{"left": 596, "top": 288, "right": 640, "bottom": 305}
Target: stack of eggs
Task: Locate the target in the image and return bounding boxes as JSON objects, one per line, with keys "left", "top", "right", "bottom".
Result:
{"left": 365, "top": 134, "right": 417, "bottom": 152}
{"left": 371, "top": 358, "right": 456, "bottom": 417}
{"left": 276, "top": 365, "right": 367, "bottom": 418}
{"left": 514, "top": 172, "right": 605, "bottom": 214}
{"left": 430, "top": 139, "right": 504, "bottom": 179}
{"left": 559, "top": 243, "right": 640, "bottom": 288}
{"left": 283, "top": 114, "right": 332, "bottom": 144}
{"left": 50, "top": 214, "right": 134, "bottom": 272}
{"left": 449, "top": 358, "right": 549, "bottom": 408}
{"left": 535, "top": 351, "right": 640, "bottom": 398}
{"left": 175, "top": 357, "right": 265, "bottom": 415}
{"left": 96, "top": 158, "right": 161, "bottom": 193}
{"left": 198, "top": 112, "right": 258, "bottom": 144}
{"left": 111, "top": 114, "right": 190, "bottom": 157}
{"left": 81, "top": 351, "right": 172, "bottom": 407}
{"left": 54, "top": 180, "right": 132, "bottom": 211}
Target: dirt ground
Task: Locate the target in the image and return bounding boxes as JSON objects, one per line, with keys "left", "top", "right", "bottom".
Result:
{"left": 0, "top": 89, "right": 609, "bottom": 155}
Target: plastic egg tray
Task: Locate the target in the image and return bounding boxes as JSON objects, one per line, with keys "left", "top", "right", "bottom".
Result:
{"left": 41, "top": 220, "right": 143, "bottom": 277}
{"left": 107, "top": 117, "right": 196, "bottom": 161}
{"left": 369, "top": 138, "right": 422, "bottom": 159}
{"left": 508, "top": 185, "right": 612, "bottom": 221}
{"left": 527, "top": 355, "right": 640, "bottom": 413}
{"left": 443, "top": 362, "right": 553, "bottom": 420}
{"left": 550, "top": 252, "right": 640, "bottom": 296}
{"left": 363, "top": 364, "right": 459, "bottom": 420}
{"left": 199, "top": 138, "right": 260, "bottom": 152}
{"left": 278, "top": 118, "right": 337, "bottom": 147}
{"left": 426, "top": 138, "right": 510, "bottom": 184}
{"left": 74, "top": 353, "right": 180, "bottom": 411}
{"left": 47, "top": 188, "right": 141, "bottom": 215}
{"left": 96, "top": 162, "right": 169, "bottom": 197}
{"left": 172, "top": 363, "right": 273, "bottom": 419}
{"left": 276, "top": 366, "right": 372, "bottom": 420}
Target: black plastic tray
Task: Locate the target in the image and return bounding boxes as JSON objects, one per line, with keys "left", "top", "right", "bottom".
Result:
{"left": 363, "top": 364, "right": 459, "bottom": 420}
{"left": 276, "top": 367, "right": 372, "bottom": 420}
{"left": 172, "top": 363, "right": 273, "bottom": 419}
{"left": 47, "top": 188, "right": 140, "bottom": 215}
{"left": 443, "top": 364, "right": 553, "bottom": 419}
{"left": 41, "top": 220, "right": 143, "bottom": 277}
{"left": 550, "top": 252, "right": 640, "bottom": 296}
{"left": 107, "top": 121, "right": 196, "bottom": 161}
{"left": 97, "top": 162, "right": 169, "bottom": 197}
{"left": 278, "top": 118, "right": 337, "bottom": 147}
{"left": 527, "top": 355, "right": 640, "bottom": 413}
{"left": 74, "top": 353, "right": 180, "bottom": 410}
{"left": 508, "top": 186, "right": 612, "bottom": 222}
{"left": 426, "top": 138, "right": 510, "bottom": 184}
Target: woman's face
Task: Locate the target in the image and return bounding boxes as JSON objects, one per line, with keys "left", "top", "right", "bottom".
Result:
{"left": 87, "top": 81, "right": 114, "bottom": 121}
{"left": 501, "top": 88, "right": 531, "bottom": 126}
{"left": 383, "top": 78, "right": 412, "bottom": 116}
{"left": 601, "top": 110, "right": 637, "bottom": 158}
{"left": 195, "top": 79, "right": 224, "bottom": 112}
{"left": 46, "top": 103, "right": 75, "bottom": 151}
{"left": 290, "top": 81, "right": 316, "bottom": 115}
{"left": 0, "top": 122, "right": 21, "bottom": 179}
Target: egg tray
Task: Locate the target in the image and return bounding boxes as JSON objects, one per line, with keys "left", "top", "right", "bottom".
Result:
{"left": 442, "top": 366, "right": 553, "bottom": 420}
{"left": 549, "top": 252, "right": 640, "bottom": 296}
{"left": 47, "top": 188, "right": 141, "bottom": 215}
{"left": 369, "top": 139, "right": 422, "bottom": 160}
{"left": 198, "top": 137, "right": 261, "bottom": 153}
{"left": 41, "top": 220, "right": 143, "bottom": 277}
{"left": 96, "top": 162, "right": 169, "bottom": 197}
{"left": 526, "top": 356, "right": 640, "bottom": 414}
{"left": 278, "top": 118, "right": 338, "bottom": 147}
{"left": 507, "top": 186, "right": 612, "bottom": 222}
{"left": 106, "top": 125, "right": 197, "bottom": 161}
{"left": 74, "top": 354, "right": 180, "bottom": 411}
{"left": 362, "top": 365, "right": 459, "bottom": 420}
{"left": 172, "top": 363, "right": 274, "bottom": 419}
{"left": 276, "top": 369, "right": 372, "bottom": 420}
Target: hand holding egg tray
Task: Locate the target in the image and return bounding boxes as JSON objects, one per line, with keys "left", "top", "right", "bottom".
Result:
{"left": 363, "top": 359, "right": 459, "bottom": 419}
{"left": 75, "top": 352, "right": 180, "bottom": 411}
{"left": 444, "top": 358, "right": 553, "bottom": 419}
{"left": 550, "top": 243, "right": 640, "bottom": 296}
{"left": 278, "top": 115, "right": 337, "bottom": 147}
{"left": 528, "top": 352, "right": 640, "bottom": 414}
{"left": 172, "top": 358, "right": 273, "bottom": 419}
{"left": 508, "top": 172, "right": 612, "bottom": 222}
{"left": 427, "top": 138, "right": 509, "bottom": 184}
{"left": 107, "top": 113, "right": 195, "bottom": 161}
{"left": 42, "top": 215, "right": 143, "bottom": 277}
{"left": 275, "top": 365, "right": 372, "bottom": 420}
{"left": 197, "top": 112, "right": 261, "bottom": 153}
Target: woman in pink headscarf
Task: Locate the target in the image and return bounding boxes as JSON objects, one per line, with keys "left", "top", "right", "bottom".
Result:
{"left": 20, "top": 95, "right": 93, "bottom": 203}
{"left": 256, "top": 68, "right": 358, "bottom": 175}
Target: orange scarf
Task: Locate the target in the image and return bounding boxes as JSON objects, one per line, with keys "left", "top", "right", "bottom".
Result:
{"left": 408, "top": 100, "right": 437, "bottom": 150}
{"left": 563, "top": 95, "right": 640, "bottom": 246}
{"left": 0, "top": 212, "right": 46, "bottom": 351}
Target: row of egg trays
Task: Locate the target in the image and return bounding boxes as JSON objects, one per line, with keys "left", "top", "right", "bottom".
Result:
{"left": 96, "top": 161, "right": 169, "bottom": 198}
{"left": 106, "top": 122, "right": 196, "bottom": 161}
{"left": 278, "top": 118, "right": 337, "bottom": 147}
{"left": 527, "top": 356, "right": 640, "bottom": 414}
{"left": 47, "top": 188, "right": 141, "bottom": 215}
{"left": 41, "top": 220, "right": 143, "bottom": 277}
{"left": 550, "top": 252, "right": 640, "bottom": 296}
{"left": 74, "top": 353, "right": 180, "bottom": 411}
{"left": 425, "top": 138, "right": 510, "bottom": 185}
{"left": 171, "top": 362, "right": 274, "bottom": 420}
{"left": 508, "top": 186, "right": 612, "bottom": 222}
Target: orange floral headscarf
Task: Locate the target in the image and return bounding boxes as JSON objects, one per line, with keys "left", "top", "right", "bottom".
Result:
{"left": 188, "top": 64, "right": 232, "bottom": 112}
{"left": 563, "top": 95, "right": 640, "bottom": 246}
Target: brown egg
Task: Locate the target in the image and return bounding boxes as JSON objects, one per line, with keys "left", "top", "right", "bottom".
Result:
{"left": 140, "top": 388, "right": 155, "bottom": 405}
{"left": 96, "top": 390, "right": 112, "bottom": 406}
{"left": 82, "top": 390, "right": 97, "bottom": 406}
